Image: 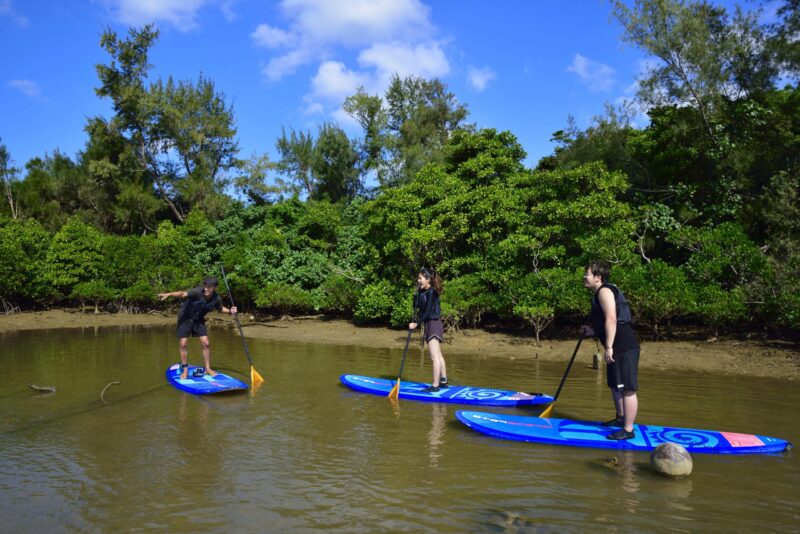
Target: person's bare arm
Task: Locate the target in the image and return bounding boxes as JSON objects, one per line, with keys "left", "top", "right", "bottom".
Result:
{"left": 157, "top": 290, "right": 188, "bottom": 301}
{"left": 598, "top": 287, "right": 617, "bottom": 363}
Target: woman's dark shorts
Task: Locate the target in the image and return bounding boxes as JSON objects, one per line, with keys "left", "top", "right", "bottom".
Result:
{"left": 606, "top": 346, "right": 640, "bottom": 391}
{"left": 424, "top": 319, "right": 444, "bottom": 343}
{"left": 177, "top": 320, "right": 208, "bottom": 339}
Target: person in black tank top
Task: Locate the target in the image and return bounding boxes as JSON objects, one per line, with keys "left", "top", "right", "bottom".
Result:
{"left": 409, "top": 267, "right": 449, "bottom": 392}
{"left": 158, "top": 276, "right": 238, "bottom": 380}
{"left": 579, "top": 262, "right": 640, "bottom": 441}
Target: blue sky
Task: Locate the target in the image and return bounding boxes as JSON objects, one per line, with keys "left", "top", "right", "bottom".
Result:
{"left": 0, "top": 0, "right": 739, "bottom": 175}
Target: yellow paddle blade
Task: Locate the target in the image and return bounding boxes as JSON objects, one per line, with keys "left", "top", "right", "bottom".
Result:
{"left": 539, "top": 404, "right": 554, "bottom": 419}
{"left": 387, "top": 379, "right": 400, "bottom": 401}
{"left": 251, "top": 366, "right": 265, "bottom": 386}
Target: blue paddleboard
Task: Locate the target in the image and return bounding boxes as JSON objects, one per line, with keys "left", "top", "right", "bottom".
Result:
{"left": 455, "top": 411, "right": 791, "bottom": 454}
{"left": 340, "top": 374, "right": 553, "bottom": 407}
{"left": 166, "top": 364, "right": 248, "bottom": 395}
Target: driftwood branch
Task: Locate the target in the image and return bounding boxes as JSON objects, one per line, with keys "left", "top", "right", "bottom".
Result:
{"left": 28, "top": 384, "right": 56, "bottom": 393}
{"left": 100, "top": 381, "right": 121, "bottom": 404}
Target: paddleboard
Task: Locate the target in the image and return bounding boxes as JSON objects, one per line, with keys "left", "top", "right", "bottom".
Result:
{"left": 455, "top": 411, "right": 791, "bottom": 454}
{"left": 166, "top": 364, "right": 248, "bottom": 395}
{"left": 340, "top": 374, "right": 553, "bottom": 407}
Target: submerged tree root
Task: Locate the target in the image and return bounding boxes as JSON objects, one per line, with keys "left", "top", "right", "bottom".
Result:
{"left": 28, "top": 384, "right": 56, "bottom": 393}
{"left": 100, "top": 381, "right": 121, "bottom": 404}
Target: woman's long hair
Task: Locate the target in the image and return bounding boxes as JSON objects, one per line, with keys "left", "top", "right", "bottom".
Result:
{"left": 419, "top": 267, "right": 443, "bottom": 295}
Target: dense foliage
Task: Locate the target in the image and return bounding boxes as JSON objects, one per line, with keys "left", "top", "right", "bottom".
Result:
{"left": 1, "top": 1, "right": 798, "bottom": 341}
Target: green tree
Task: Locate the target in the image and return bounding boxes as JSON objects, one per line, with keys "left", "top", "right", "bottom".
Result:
{"left": 312, "top": 123, "right": 361, "bottom": 202}
{"left": 612, "top": 0, "right": 776, "bottom": 147}
{"left": 0, "top": 139, "right": 19, "bottom": 219}
{"left": 617, "top": 260, "right": 695, "bottom": 339}
{"left": 79, "top": 116, "right": 163, "bottom": 233}
{"left": 669, "top": 222, "right": 767, "bottom": 288}
{"left": 234, "top": 154, "right": 283, "bottom": 206}
{"left": 0, "top": 218, "right": 50, "bottom": 304}
{"left": 275, "top": 127, "right": 315, "bottom": 197}
{"left": 342, "top": 88, "right": 387, "bottom": 176}
{"left": 95, "top": 25, "right": 239, "bottom": 223}
{"left": 695, "top": 285, "right": 747, "bottom": 338}
{"left": 16, "top": 152, "right": 92, "bottom": 231}
{"left": 43, "top": 217, "right": 105, "bottom": 299}
{"left": 770, "top": 0, "right": 800, "bottom": 76}
{"left": 344, "top": 75, "right": 470, "bottom": 188}
{"left": 72, "top": 280, "right": 117, "bottom": 313}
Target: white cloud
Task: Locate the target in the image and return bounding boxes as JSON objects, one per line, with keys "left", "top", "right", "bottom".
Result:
{"left": 567, "top": 53, "right": 615, "bottom": 92}
{"left": 282, "top": 0, "right": 432, "bottom": 48}
{"left": 303, "top": 102, "right": 325, "bottom": 116}
{"left": 0, "top": 0, "right": 29, "bottom": 27}
{"left": 251, "top": 23, "right": 296, "bottom": 48}
{"left": 7, "top": 79, "right": 42, "bottom": 98}
{"left": 310, "top": 61, "right": 370, "bottom": 103}
{"left": 358, "top": 42, "right": 449, "bottom": 80}
{"left": 255, "top": 0, "right": 456, "bottom": 126}
{"left": 220, "top": 0, "right": 238, "bottom": 22}
{"left": 300, "top": 43, "right": 450, "bottom": 118}
{"left": 108, "top": 0, "right": 208, "bottom": 32}
{"left": 254, "top": 0, "right": 435, "bottom": 81}
{"left": 262, "top": 48, "right": 314, "bottom": 82}
{"left": 467, "top": 65, "right": 496, "bottom": 92}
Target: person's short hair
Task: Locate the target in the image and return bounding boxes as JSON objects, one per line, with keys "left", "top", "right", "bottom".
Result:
{"left": 203, "top": 276, "right": 219, "bottom": 288}
{"left": 585, "top": 261, "right": 611, "bottom": 283}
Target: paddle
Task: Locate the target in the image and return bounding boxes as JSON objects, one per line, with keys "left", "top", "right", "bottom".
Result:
{"left": 219, "top": 265, "right": 264, "bottom": 387}
{"left": 387, "top": 329, "right": 413, "bottom": 401}
{"left": 388, "top": 290, "right": 419, "bottom": 401}
{"left": 539, "top": 334, "right": 584, "bottom": 418}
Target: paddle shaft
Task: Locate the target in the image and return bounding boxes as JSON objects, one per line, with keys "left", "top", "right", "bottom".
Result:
{"left": 387, "top": 289, "right": 421, "bottom": 400}
{"left": 219, "top": 266, "right": 255, "bottom": 368}
{"left": 551, "top": 335, "right": 584, "bottom": 403}
{"left": 396, "top": 329, "right": 413, "bottom": 380}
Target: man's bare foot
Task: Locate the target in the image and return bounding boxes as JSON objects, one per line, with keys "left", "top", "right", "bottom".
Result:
{"left": 180, "top": 369, "right": 188, "bottom": 380}
{"left": 205, "top": 368, "right": 218, "bottom": 377}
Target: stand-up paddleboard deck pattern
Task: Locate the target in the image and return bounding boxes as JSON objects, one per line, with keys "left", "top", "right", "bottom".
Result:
{"left": 456, "top": 411, "right": 792, "bottom": 454}
{"left": 166, "top": 364, "right": 248, "bottom": 394}
{"left": 341, "top": 374, "right": 553, "bottom": 407}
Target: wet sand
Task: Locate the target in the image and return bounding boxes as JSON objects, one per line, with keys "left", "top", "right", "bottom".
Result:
{"left": 1, "top": 309, "right": 797, "bottom": 379}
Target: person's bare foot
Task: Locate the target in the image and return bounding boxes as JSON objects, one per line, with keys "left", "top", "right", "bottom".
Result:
{"left": 180, "top": 369, "right": 188, "bottom": 380}
{"left": 205, "top": 368, "right": 218, "bottom": 377}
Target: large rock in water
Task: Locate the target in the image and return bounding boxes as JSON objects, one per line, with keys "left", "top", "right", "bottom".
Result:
{"left": 650, "top": 442, "right": 693, "bottom": 477}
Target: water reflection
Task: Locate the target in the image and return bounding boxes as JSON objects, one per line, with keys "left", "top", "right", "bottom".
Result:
{"left": 427, "top": 403, "right": 447, "bottom": 469}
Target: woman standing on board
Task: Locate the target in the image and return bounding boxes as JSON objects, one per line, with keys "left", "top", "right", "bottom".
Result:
{"left": 409, "top": 267, "right": 449, "bottom": 392}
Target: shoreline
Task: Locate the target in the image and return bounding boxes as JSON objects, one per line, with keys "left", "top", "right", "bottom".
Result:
{"left": 1, "top": 309, "right": 797, "bottom": 380}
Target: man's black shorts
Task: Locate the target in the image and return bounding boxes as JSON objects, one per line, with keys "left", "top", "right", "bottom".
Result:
{"left": 606, "top": 346, "right": 640, "bottom": 391}
{"left": 177, "top": 320, "right": 209, "bottom": 339}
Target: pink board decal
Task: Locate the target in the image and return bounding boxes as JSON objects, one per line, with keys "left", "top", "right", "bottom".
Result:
{"left": 721, "top": 432, "right": 765, "bottom": 447}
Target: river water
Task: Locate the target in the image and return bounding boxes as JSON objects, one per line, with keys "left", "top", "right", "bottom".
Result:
{"left": 1, "top": 326, "right": 797, "bottom": 532}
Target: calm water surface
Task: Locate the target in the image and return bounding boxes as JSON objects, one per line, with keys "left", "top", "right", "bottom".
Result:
{"left": 1, "top": 326, "right": 798, "bottom": 532}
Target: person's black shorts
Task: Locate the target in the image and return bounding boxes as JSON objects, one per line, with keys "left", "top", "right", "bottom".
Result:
{"left": 177, "top": 320, "right": 208, "bottom": 339}
{"left": 424, "top": 319, "right": 444, "bottom": 343}
{"left": 606, "top": 346, "right": 639, "bottom": 391}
